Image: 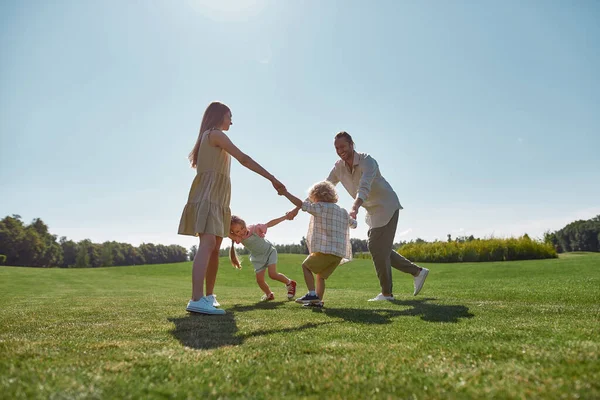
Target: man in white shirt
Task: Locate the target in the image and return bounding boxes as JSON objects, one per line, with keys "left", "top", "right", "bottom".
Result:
{"left": 326, "top": 131, "right": 429, "bottom": 301}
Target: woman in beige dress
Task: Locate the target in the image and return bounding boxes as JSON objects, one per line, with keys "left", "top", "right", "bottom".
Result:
{"left": 178, "top": 101, "right": 285, "bottom": 315}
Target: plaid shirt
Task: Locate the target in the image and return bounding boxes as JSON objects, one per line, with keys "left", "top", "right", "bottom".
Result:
{"left": 302, "top": 200, "right": 357, "bottom": 262}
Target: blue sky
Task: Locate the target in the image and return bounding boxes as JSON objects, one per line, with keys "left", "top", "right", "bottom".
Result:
{"left": 1, "top": 0, "right": 599, "bottom": 250}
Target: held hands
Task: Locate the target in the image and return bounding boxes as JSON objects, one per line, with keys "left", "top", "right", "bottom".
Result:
{"left": 271, "top": 177, "right": 286, "bottom": 195}
{"left": 286, "top": 207, "right": 300, "bottom": 220}
{"left": 349, "top": 208, "right": 359, "bottom": 220}
{"left": 271, "top": 178, "right": 302, "bottom": 209}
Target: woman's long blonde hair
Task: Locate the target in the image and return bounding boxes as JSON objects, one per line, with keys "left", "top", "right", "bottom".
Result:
{"left": 188, "top": 101, "right": 231, "bottom": 168}
{"left": 229, "top": 215, "right": 245, "bottom": 269}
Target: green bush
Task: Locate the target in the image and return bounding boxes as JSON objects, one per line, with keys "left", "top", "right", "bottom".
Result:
{"left": 0, "top": 254, "right": 6, "bottom": 265}
{"left": 355, "top": 252, "right": 372, "bottom": 260}
{"left": 355, "top": 236, "right": 558, "bottom": 263}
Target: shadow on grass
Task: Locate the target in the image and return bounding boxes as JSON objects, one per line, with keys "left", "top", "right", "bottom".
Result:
{"left": 169, "top": 313, "right": 242, "bottom": 349}
{"left": 169, "top": 301, "right": 332, "bottom": 350}
{"left": 227, "top": 300, "right": 291, "bottom": 313}
{"left": 323, "top": 298, "right": 474, "bottom": 324}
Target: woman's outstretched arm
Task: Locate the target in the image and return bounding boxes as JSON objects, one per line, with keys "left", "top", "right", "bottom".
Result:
{"left": 209, "top": 130, "right": 286, "bottom": 194}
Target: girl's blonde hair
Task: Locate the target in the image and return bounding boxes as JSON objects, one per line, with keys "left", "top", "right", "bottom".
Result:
{"left": 229, "top": 215, "right": 246, "bottom": 269}
{"left": 188, "top": 101, "right": 231, "bottom": 168}
{"left": 308, "top": 181, "right": 338, "bottom": 203}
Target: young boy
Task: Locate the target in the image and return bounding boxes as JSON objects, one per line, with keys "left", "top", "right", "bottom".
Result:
{"left": 283, "top": 181, "right": 357, "bottom": 308}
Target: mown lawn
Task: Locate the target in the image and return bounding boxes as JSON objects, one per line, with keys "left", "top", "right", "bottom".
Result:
{"left": 1, "top": 252, "right": 598, "bottom": 399}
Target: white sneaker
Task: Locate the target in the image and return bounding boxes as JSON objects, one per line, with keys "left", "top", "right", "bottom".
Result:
{"left": 206, "top": 294, "right": 220, "bottom": 307}
{"left": 186, "top": 296, "right": 225, "bottom": 315}
{"left": 368, "top": 293, "right": 394, "bottom": 301}
{"left": 413, "top": 268, "right": 429, "bottom": 296}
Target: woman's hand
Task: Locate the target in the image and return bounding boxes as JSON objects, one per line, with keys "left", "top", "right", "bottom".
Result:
{"left": 271, "top": 178, "right": 286, "bottom": 195}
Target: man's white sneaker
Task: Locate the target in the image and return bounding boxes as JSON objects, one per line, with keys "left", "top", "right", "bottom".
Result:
{"left": 413, "top": 268, "right": 429, "bottom": 296}
{"left": 368, "top": 293, "right": 394, "bottom": 301}
{"left": 186, "top": 296, "right": 225, "bottom": 315}
{"left": 206, "top": 294, "right": 220, "bottom": 307}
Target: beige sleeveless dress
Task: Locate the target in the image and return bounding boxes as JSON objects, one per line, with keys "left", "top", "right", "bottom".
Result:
{"left": 178, "top": 129, "right": 232, "bottom": 237}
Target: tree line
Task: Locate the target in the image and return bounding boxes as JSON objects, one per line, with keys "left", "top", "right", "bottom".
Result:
{"left": 0, "top": 215, "right": 187, "bottom": 268}
{"left": 2, "top": 214, "right": 598, "bottom": 268}
{"left": 544, "top": 215, "right": 600, "bottom": 252}
{"left": 0, "top": 215, "right": 402, "bottom": 268}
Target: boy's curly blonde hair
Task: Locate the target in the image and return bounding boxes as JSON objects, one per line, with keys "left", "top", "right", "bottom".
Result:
{"left": 308, "top": 181, "right": 338, "bottom": 203}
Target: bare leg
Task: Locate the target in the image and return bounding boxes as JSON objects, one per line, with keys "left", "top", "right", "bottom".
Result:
{"left": 267, "top": 264, "right": 290, "bottom": 285}
{"left": 255, "top": 269, "right": 272, "bottom": 295}
{"left": 192, "top": 234, "right": 217, "bottom": 301}
{"left": 302, "top": 264, "right": 315, "bottom": 292}
{"left": 205, "top": 236, "right": 223, "bottom": 296}
{"left": 316, "top": 274, "right": 326, "bottom": 300}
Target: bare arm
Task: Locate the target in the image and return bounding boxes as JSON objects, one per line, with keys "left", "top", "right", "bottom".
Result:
{"left": 266, "top": 204, "right": 302, "bottom": 227}
{"left": 282, "top": 191, "right": 303, "bottom": 208}
{"left": 286, "top": 206, "right": 301, "bottom": 220}
{"left": 209, "top": 130, "right": 285, "bottom": 193}
{"left": 265, "top": 214, "right": 288, "bottom": 228}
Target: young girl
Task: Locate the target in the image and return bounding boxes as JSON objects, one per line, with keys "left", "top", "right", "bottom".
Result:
{"left": 178, "top": 101, "right": 286, "bottom": 315}
{"left": 229, "top": 211, "right": 299, "bottom": 301}
{"left": 282, "top": 181, "right": 357, "bottom": 308}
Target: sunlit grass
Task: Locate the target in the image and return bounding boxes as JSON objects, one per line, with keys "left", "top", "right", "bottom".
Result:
{"left": 1, "top": 253, "right": 599, "bottom": 399}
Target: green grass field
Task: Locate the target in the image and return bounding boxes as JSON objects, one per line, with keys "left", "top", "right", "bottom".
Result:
{"left": 1, "top": 252, "right": 599, "bottom": 399}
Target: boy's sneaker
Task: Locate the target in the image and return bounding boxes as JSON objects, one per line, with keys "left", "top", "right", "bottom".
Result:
{"left": 261, "top": 292, "right": 275, "bottom": 302}
{"left": 206, "top": 294, "right": 220, "bottom": 307}
{"left": 413, "top": 267, "right": 429, "bottom": 296}
{"left": 303, "top": 301, "right": 324, "bottom": 308}
{"left": 186, "top": 296, "right": 225, "bottom": 315}
{"left": 295, "top": 293, "right": 321, "bottom": 304}
{"left": 286, "top": 280, "right": 297, "bottom": 299}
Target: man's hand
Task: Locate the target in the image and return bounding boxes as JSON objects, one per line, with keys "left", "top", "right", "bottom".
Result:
{"left": 350, "top": 198, "right": 363, "bottom": 220}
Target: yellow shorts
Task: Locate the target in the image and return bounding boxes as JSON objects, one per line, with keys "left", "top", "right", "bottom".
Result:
{"left": 302, "top": 252, "right": 343, "bottom": 279}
